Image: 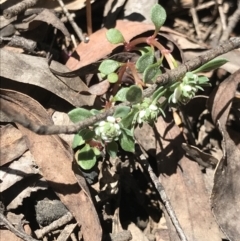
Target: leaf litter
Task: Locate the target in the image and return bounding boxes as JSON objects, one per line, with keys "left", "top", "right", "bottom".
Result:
{"left": 0, "top": 1, "right": 240, "bottom": 241}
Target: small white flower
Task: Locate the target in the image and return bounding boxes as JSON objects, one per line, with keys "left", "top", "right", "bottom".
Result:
{"left": 107, "top": 116, "right": 116, "bottom": 123}
{"left": 182, "top": 84, "right": 192, "bottom": 92}
{"left": 149, "top": 104, "right": 158, "bottom": 111}
{"left": 99, "top": 121, "right": 106, "bottom": 126}
{"left": 114, "top": 123, "right": 120, "bottom": 130}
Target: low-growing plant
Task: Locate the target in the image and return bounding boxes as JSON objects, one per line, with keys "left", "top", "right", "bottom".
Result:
{"left": 68, "top": 3, "right": 227, "bottom": 170}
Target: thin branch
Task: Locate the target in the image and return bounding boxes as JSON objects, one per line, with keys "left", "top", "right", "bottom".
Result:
{"left": 57, "top": 0, "right": 85, "bottom": 43}
{"left": 34, "top": 212, "right": 74, "bottom": 239}
{"left": 3, "top": 0, "right": 40, "bottom": 19}
{"left": 0, "top": 213, "right": 39, "bottom": 241}
{"left": 137, "top": 154, "right": 188, "bottom": 241}
{"left": 1, "top": 37, "right": 240, "bottom": 135}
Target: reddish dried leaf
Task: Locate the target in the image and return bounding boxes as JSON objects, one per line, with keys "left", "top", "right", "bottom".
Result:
{"left": 66, "top": 20, "right": 155, "bottom": 70}
{"left": 0, "top": 89, "right": 102, "bottom": 241}
{"left": 0, "top": 124, "right": 28, "bottom": 166}
{"left": 208, "top": 69, "right": 240, "bottom": 240}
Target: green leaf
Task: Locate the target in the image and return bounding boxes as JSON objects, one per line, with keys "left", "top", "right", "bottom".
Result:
{"left": 106, "top": 141, "right": 118, "bottom": 157}
{"left": 126, "top": 85, "right": 142, "bottom": 103}
{"left": 107, "top": 72, "right": 119, "bottom": 83}
{"left": 72, "top": 129, "right": 95, "bottom": 149}
{"left": 68, "top": 108, "right": 93, "bottom": 123}
{"left": 192, "top": 58, "right": 228, "bottom": 73}
{"left": 143, "top": 62, "right": 162, "bottom": 83}
{"left": 119, "top": 128, "right": 135, "bottom": 152}
{"left": 151, "top": 86, "right": 167, "bottom": 104}
{"left": 92, "top": 146, "right": 101, "bottom": 156}
{"left": 112, "top": 87, "right": 129, "bottom": 102}
{"left": 76, "top": 144, "right": 97, "bottom": 170}
{"left": 120, "top": 106, "right": 139, "bottom": 129}
{"left": 138, "top": 46, "right": 153, "bottom": 55}
{"left": 90, "top": 109, "right": 100, "bottom": 115}
{"left": 114, "top": 106, "right": 131, "bottom": 118}
{"left": 136, "top": 52, "right": 155, "bottom": 73}
{"left": 197, "top": 76, "right": 210, "bottom": 85}
{"left": 106, "top": 28, "right": 125, "bottom": 44}
{"left": 98, "top": 59, "right": 121, "bottom": 75}
{"left": 150, "top": 4, "right": 167, "bottom": 31}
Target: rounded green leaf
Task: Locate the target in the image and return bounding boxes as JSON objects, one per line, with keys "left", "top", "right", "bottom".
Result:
{"left": 77, "top": 144, "right": 97, "bottom": 170}
{"left": 151, "top": 4, "right": 167, "bottom": 31}
{"left": 126, "top": 85, "right": 143, "bottom": 103}
{"left": 68, "top": 108, "right": 93, "bottom": 123}
{"left": 98, "top": 59, "right": 120, "bottom": 75}
{"left": 143, "top": 63, "right": 161, "bottom": 83}
{"left": 192, "top": 58, "right": 228, "bottom": 74}
{"left": 107, "top": 72, "right": 119, "bottom": 83}
{"left": 112, "top": 87, "right": 129, "bottom": 102}
{"left": 106, "top": 141, "right": 118, "bottom": 157}
{"left": 136, "top": 52, "right": 155, "bottom": 73}
{"left": 119, "top": 128, "right": 135, "bottom": 152}
{"left": 72, "top": 133, "right": 85, "bottom": 149}
{"left": 106, "top": 28, "right": 125, "bottom": 44}
{"left": 114, "top": 106, "right": 131, "bottom": 118}
{"left": 120, "top": 106, "right": 139, "bottom": 129}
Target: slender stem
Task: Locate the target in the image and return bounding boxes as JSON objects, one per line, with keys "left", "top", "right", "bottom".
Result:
{"left": 86, "top": 0, "right": 92, "bottom": 35}
{"left": 127, "top": 62, "right": 145, "bottom": 87}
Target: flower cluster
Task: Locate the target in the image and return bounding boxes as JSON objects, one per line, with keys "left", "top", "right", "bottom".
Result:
{"left": 169, "top": 72, "right": 210, "bottom": 104}
{"left": 95, "top": 116, "right": 122, "bottom": 143}
{"left": 136, "top": 98, "right": 165, "bottom": 124}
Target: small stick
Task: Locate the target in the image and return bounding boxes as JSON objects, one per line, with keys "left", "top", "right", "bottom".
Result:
{"left": 3, "top": 0, "right": 40, "bottom": 19}
{"left": 86, "top": 0, "right": 93, "bottom": 36}
{"left": 57, "top": 0, "right": 85, "bottom": 42}
{"left": 0, "top": 213, "right": 39, "bottom": 241}
{"left": 190, "top": 7, "right": 202, "bottom": 40}
{"left": 35, "top": 212, "right": 74, "bottom": 239}
{"left": 220, "top": 0, "right": 240, "bottom": 41}
{"left": 138, "top": 156, "right": 189, "bottom": 241}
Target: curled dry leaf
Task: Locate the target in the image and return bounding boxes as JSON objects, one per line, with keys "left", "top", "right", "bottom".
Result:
{"left": 0, "top": 49, "right": 96, "bottom": 107}
{"left": 208, "top": 69, "right": 240, "bottom": 241}
{"left": 0, "top": 89, "right": 102, "bottom": 241}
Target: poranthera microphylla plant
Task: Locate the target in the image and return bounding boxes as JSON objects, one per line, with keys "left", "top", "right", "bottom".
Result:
{"left": 68, "top": 4, "right": 227, "bottom": 170}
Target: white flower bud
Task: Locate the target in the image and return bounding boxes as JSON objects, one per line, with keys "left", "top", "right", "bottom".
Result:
{"left": 107, "top": 116, "right": 116, "bottom": 123}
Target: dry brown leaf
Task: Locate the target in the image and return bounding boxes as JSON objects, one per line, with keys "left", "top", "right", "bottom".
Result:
{"left": 88, "top": 79, "right": 110, "bottom": 95}
{"left": 135, "top": 115, "right": 222, "bottom": 241}
{"left": 0, "top": 89, "right": 102, "bottom": 241}
{"left": 0, "top": 49, "right": 95, "bottom": 107}
{"left": 0, "top": 124, "right": 28, "bottom": 166}
{"left": 0, "top": 151, "right": 39, "bottom": 192}
{"left": 208, "top": 69, "right": 240, "bottom": 240}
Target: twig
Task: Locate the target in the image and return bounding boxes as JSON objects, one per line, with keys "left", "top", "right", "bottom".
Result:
{"left": 86, "top": 0, "right": 92, "bottom": 36}
{"left": 220, "top": 0, "right": 240, "bottom": 41}
{"left": 3, "top": 0, "right": 40, "bottom": 19}
{"left": 217, "top": 0, "right": 227, "bottom": 31}
{"left": 56, "top": 0, "right": 85, "bottom": 42}
{"left": 190, "top": 7, "right": 202, "bottom": 40}
{"left": 0, "top": 213, "right": 39, "bottom": 241}
{"left": 137, "top": 156, "right": 188, "bottom": 241}
{"left": 35, "top": 212, "right": 74, "bottom": 239}
{"left": 1, "top": 37, "right": 240, "bottom": 135}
